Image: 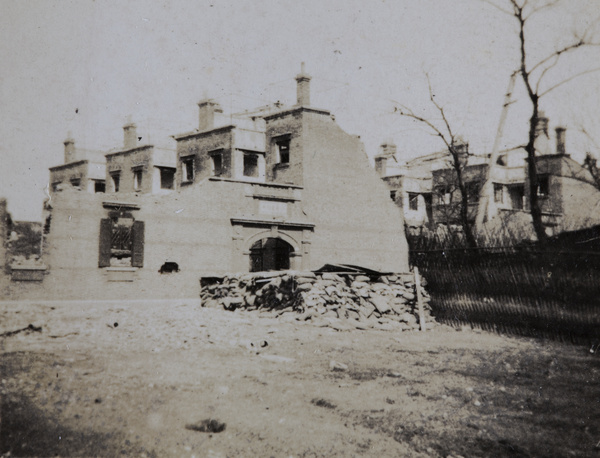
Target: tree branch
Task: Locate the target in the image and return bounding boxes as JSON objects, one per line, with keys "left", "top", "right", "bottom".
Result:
{"left": 539, "top": 67, "right": 600, "bottom": 97}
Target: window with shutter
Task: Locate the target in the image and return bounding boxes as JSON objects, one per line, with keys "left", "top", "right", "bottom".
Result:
{"left": 132, "top": 220, "right": 145, "bottom": 267}
{"left": 98, "top": 218, "right": 112, "bottom": 267}
{"left": 98, "top": 216, "right": 144, "bottom": 268}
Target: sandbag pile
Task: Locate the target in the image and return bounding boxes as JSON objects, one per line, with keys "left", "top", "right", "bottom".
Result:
{"left": 200, "top": 271, "right": 435, "bottom": 332}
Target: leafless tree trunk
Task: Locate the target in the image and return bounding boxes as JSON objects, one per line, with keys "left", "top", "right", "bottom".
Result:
{"left": 394, "top": 77, "right": 478, "bottom": 249}
{"left": 485, "top": 0, "right": 600, "bottom": 243}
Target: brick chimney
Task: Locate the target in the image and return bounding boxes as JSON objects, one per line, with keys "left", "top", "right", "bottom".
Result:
{"left": 123, "top": 119, "right": 138, "bottom": 150}
{"left": 374, "top": 140, "right": 397, "bottom": 176}
{"left": 64, "top": 132, "right": 75, "bottom": 163}
{"left": 295, "top": 62, "right": 311, "bottom": 106}
{"left": 555, "top": 126, "right": 566, "bottom": 155}
{"left": 534, "top": 111, "right": 551, "bottom": 155}
{"left": 198, "top": 99, "right": 223, "bottom": 131}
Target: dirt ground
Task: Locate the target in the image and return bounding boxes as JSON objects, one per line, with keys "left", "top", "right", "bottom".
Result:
{"left": 1, "top": 299, "right": 599, "bottom": 457}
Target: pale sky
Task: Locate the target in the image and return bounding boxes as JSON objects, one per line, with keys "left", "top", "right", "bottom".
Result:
{"left": 1, "top": 0, "right": 599, "bottom": 221}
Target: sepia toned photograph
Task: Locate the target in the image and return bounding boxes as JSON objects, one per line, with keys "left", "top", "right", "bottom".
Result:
{"left": 1, "top": 0, "right": 599, "bottom": 456}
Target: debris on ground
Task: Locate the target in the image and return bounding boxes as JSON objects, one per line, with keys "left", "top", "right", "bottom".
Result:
{"left": 185, "top": 419, "right": 226, "bottom": 433}
{"left": 0, "top": 323, "right": 42, "bottom": 338}
{"left": 200, "top": 270, "right": 435, "bottom": 332}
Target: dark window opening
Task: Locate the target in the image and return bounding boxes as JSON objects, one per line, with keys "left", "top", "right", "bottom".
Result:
{"left": 243, "top": 154, "right": 259, "bottom": 177}
{"left": 494, "top": 183, "right": 503, "bottom": 203}
{"left": 537, "top": 175, "right": 550, "bottom": 198}
{"left": 94, "top": 181, "right": 106, "bottom": 193}
{"left": 52, "top": 182, "right": 61, "bottom": 192}
{"left": 249, "top": 238, "right": 293, "bottom": 272}
{"left": 160, "top": 168, "right": 175, "bottom": 189}
{"left": 275, "top": 138, "right": 290, "bottom": 164}
{"left": 99, "top": 216, "right": 144, "bottom": 268}
{"left": 211, "top": 154, "right": 223, "bottom": 176}
{"left": 465, "top": 181, "right": 481, "bottom": 203}
{"left": 133, "top": 169, "right": 143, "bottom": 191}
{"left": 436, "top": 185, "right": 452, "bottom": 205}
{"left": 159, "top": 262, "right": 179, "bottom": 273}
{"left": 70, "top": 178, "right": 81, "bottom": 188}
{"left": 508, "top": 185, "right": 524, "bottom": 210}
{"left": 110, "top": 173, "right": 121, "bottom": 192}
{"left": 390, "top": 190, "right": 397, "bottom": 202}
{"left": 182, "top": 157, "right": 194, "bottom": 182}
{"left": 408, "top": 192, "right": 419, "bottom": 211}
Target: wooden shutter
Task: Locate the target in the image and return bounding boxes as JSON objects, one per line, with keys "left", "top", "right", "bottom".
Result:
{"left": 98, "top": 218, "right": 112, "bottom": 267}
{"left": 132, "top": 220, "right": 145, "bottom": 267}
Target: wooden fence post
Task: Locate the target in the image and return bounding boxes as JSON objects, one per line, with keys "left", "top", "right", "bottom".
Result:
{"left": 414, "top": 267, "right": 426, "bottom": 331}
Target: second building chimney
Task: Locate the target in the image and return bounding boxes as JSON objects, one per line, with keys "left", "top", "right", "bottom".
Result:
{"left": 198, "top": 99, "right": 223, "bottom": 131}
{"left": 555, "top": 126, "right": 566, "bottom": 155}
{"left": 64, "top": 133, "right": 75, "bottom": 163}
{"left": 123, "top": 119, "right": 138, "bottom": 150}
{"left": 296, "top": 62, "right": 311, "bottom": 106}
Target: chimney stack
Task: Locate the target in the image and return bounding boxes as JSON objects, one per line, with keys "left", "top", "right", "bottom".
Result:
{"left": 197, "top": 99, "right": 223, "bottom": 131}
{"left": 123, "top": 118, "right": 138, "bottom": 150}
{"left": 64, "top": 132, "right": 75, "bottom": 163}
{"left": 381, "top": 140, "right": 397, "bottom": 157}
{"left": 534, "top": 111, "right": 549, "bottom": 138}
{"left": 295, "top": 62, "right": 312, "bottom": 106}
{"left": 555, "top": 126, "right": 566, "bottom": 155}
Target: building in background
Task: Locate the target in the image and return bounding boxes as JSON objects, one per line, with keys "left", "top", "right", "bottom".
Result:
{"left": 376, "top": 114, "right": 600, "bottom": 238}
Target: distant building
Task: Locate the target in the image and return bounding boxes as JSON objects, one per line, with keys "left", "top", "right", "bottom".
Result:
{"left": 377, "top": 114, "right": 600, "bottom": 237}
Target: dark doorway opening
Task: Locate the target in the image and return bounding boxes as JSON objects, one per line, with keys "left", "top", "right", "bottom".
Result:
{"left": 249, "top": 238, "right": 293, "bottom": 272}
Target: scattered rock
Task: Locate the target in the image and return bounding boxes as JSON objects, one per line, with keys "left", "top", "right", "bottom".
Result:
{"left": 330, "top": 360, "right": 349, "bottom": 372}
{"left": 311, "top": 398, "right": 336, "bottom": 409}
{"left": 185, "top": 419, "right": 226, "bottom": 433}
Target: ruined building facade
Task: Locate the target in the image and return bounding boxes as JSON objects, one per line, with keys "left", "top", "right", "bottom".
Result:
{"left": 2, "top": 67, "right": 409, "bottom": 300}
{"left": 376, "top": 114, "right": 600, "bottom": 238}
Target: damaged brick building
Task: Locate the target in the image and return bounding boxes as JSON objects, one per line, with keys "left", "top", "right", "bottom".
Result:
{"left": 2, "top": 66, "right": 409, "bottom": 300}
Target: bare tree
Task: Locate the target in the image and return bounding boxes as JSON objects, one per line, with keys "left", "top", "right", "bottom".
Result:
{"left": 484, "top": 0, "right": 600, "bottom": 243}
{"left": 580, "top": 125, "right": 600, "bottom": 190}
{"left": 394, "top": 77, "right": 479, "bottom": 249}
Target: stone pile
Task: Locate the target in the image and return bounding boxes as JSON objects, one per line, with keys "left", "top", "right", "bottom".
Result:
{"left": 200, "top": 271, "right": 435, "bottom": 332}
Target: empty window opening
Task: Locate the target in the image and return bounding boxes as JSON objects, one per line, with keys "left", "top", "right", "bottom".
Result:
{"left": 508, "top": 185, "right": 524, "bottom": 210}
{"left": 94, "top": 180, "right": 106, "bottom": 193}
{"left": 537, "top": 175, "right": 549, "bottom": 198}
{"left": 243, "top": 154, "right": 259, "bottom": 177}
{"left": 466, "top": 181, "right": 481, "bottom": 203}
{"left": 250, "top": 238, "right": 293, "bottom": 272}
{"left": 110, "top": 173, "right": 121, "bottom": 192}
{"left": 211, "top": 154, "right": 223, "bottom": 176}
{"left": 182, "top": 157, "right": 194, "bottom": 182}
{"left": 133, "top": 168, "right": 143, "bottom": 191}
{"left": 437, "top": 185, "right": 452, "bottom": 205}
{"left": 99, "top": 215, "right": 144, "bottom": 268}
{"left": 159, "top": 262, "right": 180, "bottom": 273}
{"left": 275, "top": 138, "right": 290, "bottom": 164}
{"left": 494, "top": 183, "right": 503, "bottom": 203}
{"left": 70, "top": 178, "right": 81, "bottom": 188}
{"left": 160, "top": 168, "right": 175, "bottom": 189}
{"left": 390, "top": 190, "right": 397, "bottom": 202}
{"left": 408, "top": 192, "right": 419, "bottom": 211}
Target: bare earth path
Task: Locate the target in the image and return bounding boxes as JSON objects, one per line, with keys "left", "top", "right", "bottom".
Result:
{"left": 1, "top": 300, "right": 599, "bottom": 457}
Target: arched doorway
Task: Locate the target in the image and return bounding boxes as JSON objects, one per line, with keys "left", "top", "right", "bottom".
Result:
{"left": 249, "top": 238, "right": 294, "bottom": 272}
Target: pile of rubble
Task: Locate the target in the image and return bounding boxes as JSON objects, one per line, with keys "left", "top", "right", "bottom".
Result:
{"left": 200, "top": 271, "right": 435, "bottom": 332}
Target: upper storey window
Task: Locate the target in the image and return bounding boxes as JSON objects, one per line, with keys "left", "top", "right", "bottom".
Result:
{"left": 243, "top": 153, "right": 259, "bottom": 178}
{"left": 182, "top": 157, "right": 194, "bottom": 182}
{"left": 211, "top": 153, "right": 223, "bottom": 176}
{"left": 110, "top": 172, "right": 121, "bottom": 192}
{"left": 133, "top": 168, "right": 143, "bottom": 191}
{"left": 274, "top": 136, "right": 290, "bottom": 164}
